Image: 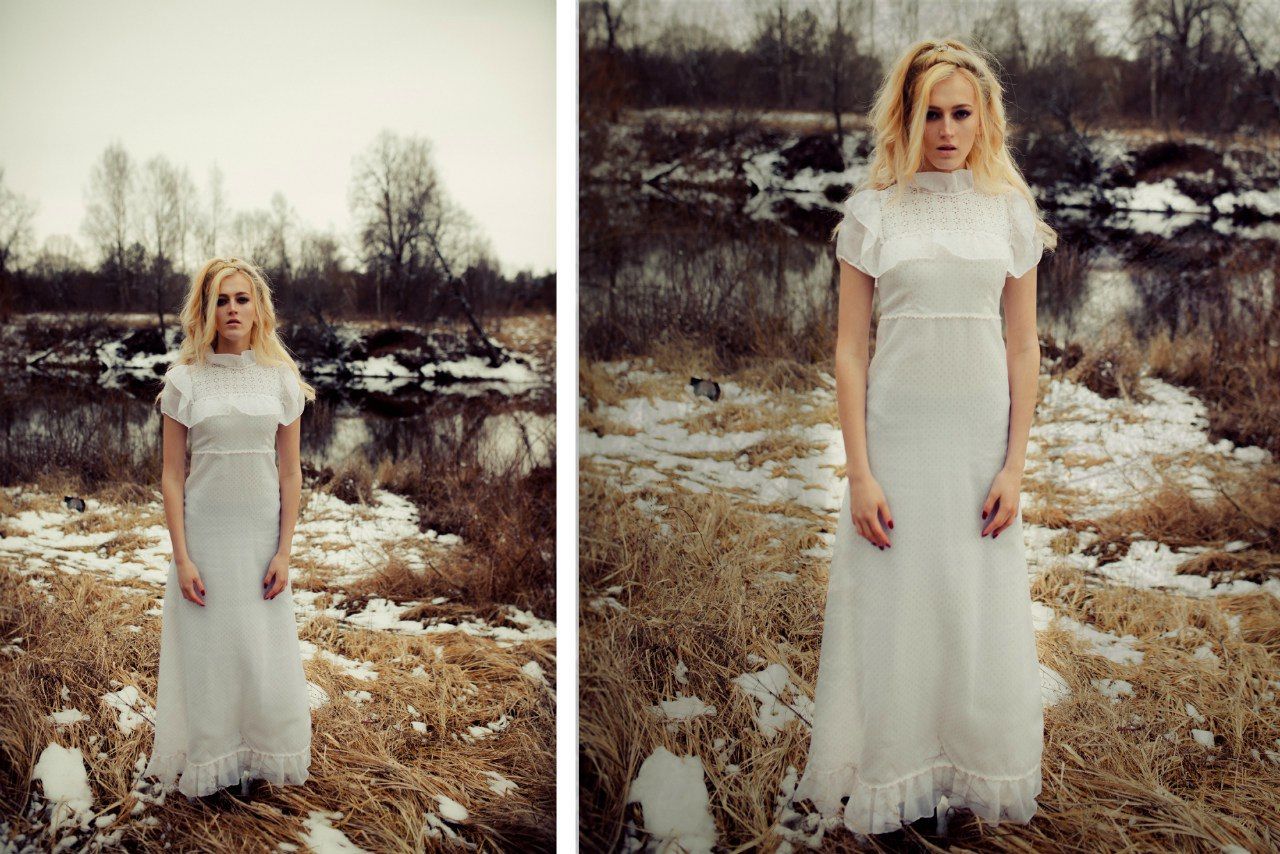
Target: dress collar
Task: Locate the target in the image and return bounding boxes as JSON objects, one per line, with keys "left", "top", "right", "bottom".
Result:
{"left": 909, "top": 168, "right": 974, "bottom": 194}
{"left": 206, "top": 346, "right": 257, "bottom": 368}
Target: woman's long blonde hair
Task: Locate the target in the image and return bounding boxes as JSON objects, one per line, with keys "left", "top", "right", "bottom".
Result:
{"left": 859, "top": 37, "right": 1057, "bottom": 251}
{"left": 158, "top": 256, "right": 316, "bottom": 401}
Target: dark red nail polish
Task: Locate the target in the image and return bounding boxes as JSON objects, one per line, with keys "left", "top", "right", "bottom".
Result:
{"left": 888, "top": 521, "right": 894, "bottom": 529}
{"left": 981, "top": 511, "right": 987, "bottom": 518}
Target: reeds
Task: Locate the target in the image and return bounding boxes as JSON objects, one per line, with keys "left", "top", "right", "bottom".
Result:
{"left": 579, "top": 462, "right": 1280, "bottom": 851}
{"left": 0, "top": 544, "right": 555, "bottom": 851}
{"left": 578, "top": 332, "right": 1280, "bottom": 851}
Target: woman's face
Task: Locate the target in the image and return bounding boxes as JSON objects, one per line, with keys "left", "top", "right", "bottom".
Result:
{"left": 920, "top": 73, "right": 978, "bottom": 172}
{"left": 214, "top": 271, "right": 257, "bottom": 348}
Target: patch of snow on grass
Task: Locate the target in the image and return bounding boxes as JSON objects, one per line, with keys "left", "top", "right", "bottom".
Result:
{"left": 32, "top": 743, "right": 94, "bottom": 833}
{"left": 625, "top": 747, "right": 717, "bottom": 854}
{"left": 101, "top": 686, "right": 154, "bottom": 734}
{"left": 733, "top": 663, "right": 813, "bottom": 738}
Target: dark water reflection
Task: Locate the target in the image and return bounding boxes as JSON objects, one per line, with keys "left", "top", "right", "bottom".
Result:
{"left": 580, "top": 185, "right": 1279, "bottom": 355}
{"left": 0, "top": 373, "right": 553, "bottom": 488}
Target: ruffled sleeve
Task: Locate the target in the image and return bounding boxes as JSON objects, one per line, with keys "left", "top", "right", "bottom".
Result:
{"left": 278, "top": 364, "right": 306, "bottom": 426}
{"left": 1006, "top": 191, "right": 1045, "bottom": 279}
{"left": 159, "top": 364, "right": 194, "bottom": 428}
{"left": 833, "top": 188, "right": 883, "bottom": 278}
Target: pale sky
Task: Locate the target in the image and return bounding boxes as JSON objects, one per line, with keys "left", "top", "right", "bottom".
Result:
{"left": 0, "top": 0, "right": 556, "bottom": 275}
{"left": 629, "top": 0, "right": 1132, "bottom": 59}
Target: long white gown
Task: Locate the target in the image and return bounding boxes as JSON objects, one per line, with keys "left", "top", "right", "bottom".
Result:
{"left": 791, "top": 168, "right": 1046, "bottom": 835}
{"left": 144, "top": 346, "right": 312, "bottom": 798}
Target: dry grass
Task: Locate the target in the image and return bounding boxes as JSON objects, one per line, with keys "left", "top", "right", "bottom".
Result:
{"left": 0, "top": 563, "right": 555, "bottom": 852}
{"left": 578, "top": 463, "right": 1280, "bottom": 852}
{"left": 1045, "top": 326, "right": 1150, "bottom": 404}
{"left": 375, "top": 440, "right": 555, "bottom": 618}
{"left": 578, "top": 333, "right": 1280, "bottom": 850}
{"left": 315, "top": 454, "right": 378, "bottom": 507}
{"left": 1146, "top": 317, "right": 1280, "bottom": 458}
{"left": 1079, "top": 460, "right": 1280, "bottom": 588}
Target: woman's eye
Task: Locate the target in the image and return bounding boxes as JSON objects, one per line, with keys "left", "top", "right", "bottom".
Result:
{"left": 926, "top": 110, "right": 940, "bottom": 120}
{"left": 955, "top": 110, "right": 971, "bottom": 119}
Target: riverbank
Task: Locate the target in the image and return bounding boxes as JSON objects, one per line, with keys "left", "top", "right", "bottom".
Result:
{"left": 1, "top": 479, "right": 555, "bottom": 851}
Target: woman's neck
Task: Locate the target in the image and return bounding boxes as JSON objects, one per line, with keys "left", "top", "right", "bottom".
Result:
{"left": 214, "top": 339, "right": 251, "bottom": 356}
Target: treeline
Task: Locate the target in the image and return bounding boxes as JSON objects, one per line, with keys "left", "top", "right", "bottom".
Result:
{"left": 0, "top": 131, "right": 553, "bottom": 327}
{"left": 579, "top": 0, "right": 1280, "bottom": 136}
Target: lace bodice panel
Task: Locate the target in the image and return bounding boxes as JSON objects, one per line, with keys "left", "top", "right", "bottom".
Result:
{"left": 158, "top": 348, "right": 306, "bottom": 456}
{"left": 833, "top": 169, "right": 1045, "bottom": 320}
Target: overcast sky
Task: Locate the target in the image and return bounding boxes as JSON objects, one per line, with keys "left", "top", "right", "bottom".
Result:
{"left": 627, "top": 0, "right": 1133, "bottom": 58}
{"left": 0, "top": 0, "right": 555, "bottom": 275}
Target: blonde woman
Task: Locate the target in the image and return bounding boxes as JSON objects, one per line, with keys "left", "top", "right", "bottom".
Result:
{"left": 791, "top": 39, "right": 1057, "bottom": 836}
{"left": 143, "top": 257, "right": 317, "bottom": 801}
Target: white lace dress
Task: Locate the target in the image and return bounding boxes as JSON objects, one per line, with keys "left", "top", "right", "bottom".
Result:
{"left": 144, "top": 346, "right": 312, "bottom": 798}
{"left": 792, "top": 168, "right": 1046, "bottom": 834}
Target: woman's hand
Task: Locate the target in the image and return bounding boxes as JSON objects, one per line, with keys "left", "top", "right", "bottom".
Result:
{"left": 980, "top": 467, "right": 1022, "bottom": 538}
{"left": 263, "top": 553, "right": 290, "bottom": 600}
{"left": 850, "top": 472, "right": 893, "bottom": 549}
{"left": 176, "top": 557, "right": 206, "bottom": 606}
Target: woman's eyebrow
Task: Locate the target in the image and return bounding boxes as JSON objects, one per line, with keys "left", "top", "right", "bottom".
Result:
{"left": 928, "top": 103, "right": 973, "bottom": 110}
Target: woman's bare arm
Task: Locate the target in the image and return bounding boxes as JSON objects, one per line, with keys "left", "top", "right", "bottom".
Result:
{"left": 1001, "top": 266, "right": 1040, "bottom": 474}
{"left": 275, "top": 416, "right": 303, "bottom": 557}
{"left": 834, "top": 259, "right": 876, "bottom": 479}
{"left": 162, "top": 414, "right": 206, "bottom": 604}
{"left": 160, "top": 415, "right": 190, "bottom": 563}
{"left": 835, "top": 258, "right": 894, "bottom": 547}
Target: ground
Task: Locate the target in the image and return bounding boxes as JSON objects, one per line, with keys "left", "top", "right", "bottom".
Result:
{"left": 0, "top": 312, "right": 557, "bottom": 853}
{"left": 578, "top": 351, "right": 1280, "bottom": 852}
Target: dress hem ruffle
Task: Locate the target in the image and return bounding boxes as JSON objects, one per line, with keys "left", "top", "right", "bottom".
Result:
{"left": 144, "top": 742, "right": 311, "bottom": 798}
{"left": 792, "top": 757, "right": 1041, "bottom": 836}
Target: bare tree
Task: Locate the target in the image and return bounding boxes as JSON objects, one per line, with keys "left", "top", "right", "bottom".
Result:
{"left": 34, "top": 235, "right": 84, "bottom": 307}
{"left": 749, "top": 0, "right": 823, "bottom": 109}
{"left": 1131, "top": 0, "right": 1219, "bottom": 128}
{"left": 350, "top": 130, "right": 501, "bottom": 361}
{"left": 200, "top": 163, "right": 227, "bottom": 259}
{"left": 138, "top": 155, "right": 183, "bottom": 329}
{"left": 228, "top": 209, "right": 276, "bottom": 267}
{"left": 1022, "top": 4, "right": 1107, "bottom": 138}
{"left": 825, "top": 0, "right": 859, "bottom": 141}
{"left": 294, "top": 229, "right": 352, "bottom": 353}
{"left": 1221, "top": 0, "right": 1280, "bottom": 124}
{"left": 971, "top": 0, "right": 1029, "bottom": 74}
{"left": 174, "top": 165, "right": 199, "bottom": 273}
{"left": 0, "top": 166, "right": 37, "bottom": 277}
{"left": 267, "top": 191, "right": 294, "bottom": 284}
{"left": 580, "top": 0, "right": 642, "bottom": 120}
{"left": 753, "top": 0, "right": 797, "bottom": 105}
{"left": 0, "top": 167, "right": 37, "bottom": 320}
{"left": 81, "top": 142, "right": 137, "bottom": 309}
{"left": 349, "top": 130, "right": 436, "bottom": 317}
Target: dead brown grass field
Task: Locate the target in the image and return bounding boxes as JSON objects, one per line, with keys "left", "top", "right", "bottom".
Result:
{"left": 0, "top": 553, "right": 555, "bottom": 852}
{"left": 489, "top": 312, "right": 555, "bottom": 372}
{"left": 579, "top": 463, "right": 1280, "bottom": 852}
{"left": 578, "top": 332, "right": 1280, "bottom": 851}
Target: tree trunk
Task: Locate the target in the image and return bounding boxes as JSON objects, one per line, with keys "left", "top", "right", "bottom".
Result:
{"left": 449, "top": 276, "right": 505, "bottom": 366}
